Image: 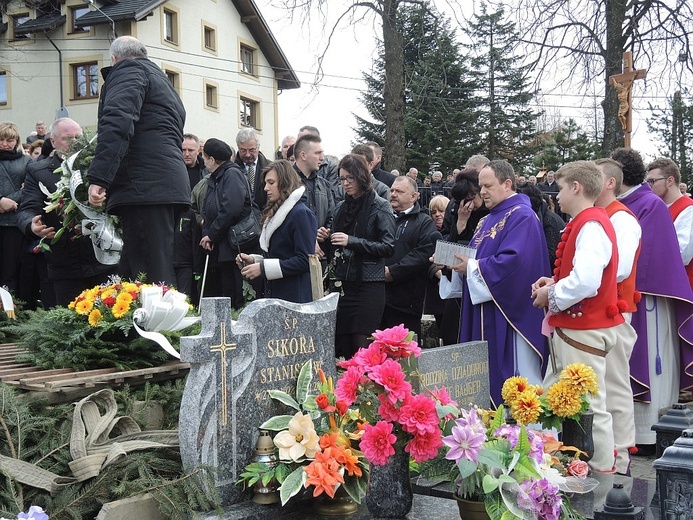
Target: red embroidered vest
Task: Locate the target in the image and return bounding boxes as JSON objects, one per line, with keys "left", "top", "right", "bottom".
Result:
{"left": 549, "top": 207, "right": 625, "bottom": 330}
{"left": 604, "top": 200, "right": 642, "bottom": 312}
{"left": 669, "top": 196, "right": 693, "bottom": 289}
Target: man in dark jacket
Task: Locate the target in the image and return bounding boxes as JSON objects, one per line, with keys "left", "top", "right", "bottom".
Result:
{"left": 87, "top": 36, "right": 190, "bottom": 286}
{"left": 18, "top": 118, "right": 116, "bottom": 307}
{"left": 382, "top": 176, "right": 441, "bottom": 339}
{"left": 366, "top": 141, "right": 396, "bottom": 187}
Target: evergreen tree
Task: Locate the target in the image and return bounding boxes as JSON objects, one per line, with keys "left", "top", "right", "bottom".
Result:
{"left": 533, "top": 119, "right": 602, "bottom": 171}
{"left": 355, "top": 3, "right": 476, "bottom": 173}
{"left": 464, "top": 4, "right": 541, "bottom": 174}
{"left": 647, "top": 91, "right": 693, "bottom": 184}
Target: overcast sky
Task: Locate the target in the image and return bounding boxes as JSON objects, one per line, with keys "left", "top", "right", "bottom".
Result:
{"left": 258, "top": 0, "right": 664, "bottom": 168}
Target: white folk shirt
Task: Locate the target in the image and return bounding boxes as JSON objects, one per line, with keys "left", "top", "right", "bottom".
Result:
{"left": 670, "top": 203, "right": 693, "bottom": 266}
{"left": 609, "top": 210, "right": 641, "bottom": 282}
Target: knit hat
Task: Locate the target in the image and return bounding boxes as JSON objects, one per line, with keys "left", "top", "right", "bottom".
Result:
{"left": 204, "top": 138, "right": 232, "bottom": 162}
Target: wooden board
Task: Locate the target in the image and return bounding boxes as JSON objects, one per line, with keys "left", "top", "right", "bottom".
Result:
{"left": 0, "top": 344, "right": 189, "bottom": 400}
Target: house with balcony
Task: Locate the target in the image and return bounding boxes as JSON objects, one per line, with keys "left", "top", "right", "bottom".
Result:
{"left": 0, "top": 0, "right": 299, "bottom": 150}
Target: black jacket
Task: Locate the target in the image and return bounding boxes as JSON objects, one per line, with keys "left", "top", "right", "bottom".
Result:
{"left": 0, "top": 152, "right": 30, "bottom": 227}
{"left": 372, "top": 164, "right": 397, "bottom": 187}
{"left": 235, "top": 151, "right": 270, "bottom": 209}
{"left": 333, "top": 193, "right": 395, "bottom": 282}
{"left": 202, "top": 161, "right": 254, "bottom": 262}
{"left": 88, "top": 58, "right": 190, "bottom": 212}
{"left": 17, "top": 155, "right": 114, "bottom": 280}
{"left": 385, "top": 203, "right": 441, "bottom": 316}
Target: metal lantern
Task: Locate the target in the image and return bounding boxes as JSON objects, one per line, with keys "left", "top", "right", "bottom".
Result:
{"left": 251, "top": 430, "right": 280, "bottom": 505}
{"left": 593, "top": 483, "right": 645, "bottom": 520}
{"left": 653, "top": 428, "right": 693, "bottom": 519}
{"left": 651, "top": 403, "right": 693, "bottom": 457}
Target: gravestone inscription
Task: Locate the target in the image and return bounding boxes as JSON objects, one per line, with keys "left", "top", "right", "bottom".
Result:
{"left": 415, "top": 341, "right": 490, "bottom": 408}
{"left": 179, "top": 294, "right": 338, "bottom": 505}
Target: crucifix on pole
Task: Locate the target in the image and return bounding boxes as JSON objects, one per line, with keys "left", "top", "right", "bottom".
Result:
{"left": 609, "top": 51, "right": 647, "bottom": 148}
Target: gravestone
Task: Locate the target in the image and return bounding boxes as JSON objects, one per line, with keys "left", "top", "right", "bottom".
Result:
{"left": 415, "top": 341, "right": 490, "bottom": 408}
{"left": 179, "top": 294, "right": 339, "bottom": 505}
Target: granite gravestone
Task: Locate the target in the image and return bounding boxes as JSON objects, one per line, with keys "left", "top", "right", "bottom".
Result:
{"left": 416, "top": 341, "right": 490, "bottom": 408}
{"left": 179, "top": 294, "right": 339, "bottom": 505}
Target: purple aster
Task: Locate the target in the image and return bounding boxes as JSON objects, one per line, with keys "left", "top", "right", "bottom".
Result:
{"left": 442, "top": 423, "right": 486, "bottom": 463}
{"left": 527, "top": 429, "right": 546, "bottom": 464}
{"left": 494, "top": 425, "right": 520, "bottom": 447}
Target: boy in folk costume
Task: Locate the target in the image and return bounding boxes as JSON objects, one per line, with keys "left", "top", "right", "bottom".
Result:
{"left": 532, "top": 161, "right": 625, "bottom": 473}
{"left": 594, "top": 158, "right": 642, "bottom": 475}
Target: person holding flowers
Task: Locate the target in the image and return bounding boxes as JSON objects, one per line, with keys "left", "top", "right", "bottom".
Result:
{"left": 531, "top": 161, "right": 625, "bottom": 472}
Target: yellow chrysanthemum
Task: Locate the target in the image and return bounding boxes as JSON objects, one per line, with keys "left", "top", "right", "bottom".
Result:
{"left": 116, "top": 291, "right": 133, "bottom": 305}
{"left": 510, "top": 389, "right": 542, "bottom": 425}
{"left": 560, "top": 363, "right": 599, "bottom": 396}
{"left": 100, "top": 288, "right": 116, "bottom": 300}
{"left": 88, "top": 309, "right": 103, "bottom": 327}
{"left": 546, "top": 381, "right": 583, "bottom": 418}
{"left": 85, "top": 287, "right": 100, "bottom": 301}
{"left": 75, "top": 299, "right": 93, "bottom": 315}
{"left": 111, "top": 300, "right": 130, "bottom": 319}
{"left": 68, "top": 300, "right": 76, "bottom": 310}
{"left": 501, "top": 376, "right": 531, "bottom": 404}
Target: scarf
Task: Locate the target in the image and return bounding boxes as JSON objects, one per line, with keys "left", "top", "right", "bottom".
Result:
{"left": 0, "top": 149, "right": 23, "bottom": 161}
{"left": 333, "top": 190, "right": 376, "bottom": 282}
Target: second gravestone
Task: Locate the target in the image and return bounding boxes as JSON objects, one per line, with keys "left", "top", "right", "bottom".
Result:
{"left": 416, "top": 341, "right": 490, "bottom": 408}
{"left": 178, "top": 294, "right": 338, "bottom": 505}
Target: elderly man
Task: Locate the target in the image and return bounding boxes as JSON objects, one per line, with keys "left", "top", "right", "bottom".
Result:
{"left": 19, "top": 118, "right": 116, "bottom": 306}
{"left": 26, "top": 121, "right": 47, "bottom": 144}
{"left": 234, "top": 127, "right": 269, "bottom": 208}
{"left": 87, "top": 36, "right": 190, "bottom": 286}
{"left": 281, "top": 135, "right": 296, "bottom": 160}
{"left": 382, "top": 176, "right": 441, "bottom": 339}
{"left": 450, "top": 159, "right": 549, "bottom": 406}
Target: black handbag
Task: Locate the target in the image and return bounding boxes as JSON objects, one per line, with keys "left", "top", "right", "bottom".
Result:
{"left": 228, "top": 206, "right": 261, "bottom": 248}
{"left": 215, "top": 172, "right": 261, "bottom": 249}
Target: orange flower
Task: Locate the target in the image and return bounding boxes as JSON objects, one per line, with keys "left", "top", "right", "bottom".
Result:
{"left": 88, "top": 309, "right": 103, "bottom": 327}
{"left": 501, "top": 376, "right": 531, "bottom": 404}
{"left": 339, "top": 448, "right": 362, "bottom": 478}
{"left": 320, "top": 433, "right": 340, "bottom": 450}
{"left": 560, "top": 363, "right": 599, "bottom": 396}
{"left": 510, "top": 389, "right": 542, "bottom": 425}
{"left": 111, "top": 299, "right": 130, "bottom": 319}
{"left": 546, "top": 381, "right": 582, "bottom": 417}
{"left": 75, "top": 298, "right": 93, "bottom": 315}
{"left": 304, "top": 451, "right": 344, "bottom": 498}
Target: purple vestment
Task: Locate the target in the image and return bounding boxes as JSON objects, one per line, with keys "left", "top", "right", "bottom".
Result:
{"left": 620, "top": 184, "right": 693, "bottom": 400}
{"left": 459, "top": 194, "right": 550, "bottom": 406}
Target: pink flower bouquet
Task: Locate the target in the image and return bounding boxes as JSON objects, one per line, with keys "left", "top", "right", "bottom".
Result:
{"left": 335, "top": 325, "right": 445, "bottom": 465}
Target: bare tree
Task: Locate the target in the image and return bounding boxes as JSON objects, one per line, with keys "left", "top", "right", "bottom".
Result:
{"left": 502, "top": 0, "right": 693, "bottom": 154}
{"left": 276, "top": 0, "right": 425, "bottom": 172}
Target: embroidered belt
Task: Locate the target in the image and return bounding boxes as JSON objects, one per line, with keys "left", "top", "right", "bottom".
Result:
{"left": 555, "top": 328, "right": 606, "bottom": 358}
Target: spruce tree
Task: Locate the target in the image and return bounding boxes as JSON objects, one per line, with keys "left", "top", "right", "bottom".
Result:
{"left": 533, "top": 119, "right": 602, "bottom": 171}
{"left": 355, "top": 3, "right": 476, "bottom": 173}
{"left": 464, "top": 4, "right": 541, "bottom": 174}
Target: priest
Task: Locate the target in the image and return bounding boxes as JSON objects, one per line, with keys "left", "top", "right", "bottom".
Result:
{"left": 450, "top": 160, "right": 550, "bottom": 406}
{"left": 612, "top": 147, "right": 693, "bottom": 450}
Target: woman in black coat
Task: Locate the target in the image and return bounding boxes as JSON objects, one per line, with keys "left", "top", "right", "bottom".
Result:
{"left": 0, "top": 121, "right": 30, "bottom": 294}
{"left": 330, "top": 154, "right": 395, "bottom": 358}
{"left": 237, "top": 160, "right": 317, "bottom": 303}
{"left": 199, "top": 138, "right": 257, "bottom": 309}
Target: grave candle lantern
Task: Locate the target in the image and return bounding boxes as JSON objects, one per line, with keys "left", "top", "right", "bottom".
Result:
{"left": 651, "top": 403, "right": 693, "bottom": 457}
{"left": 653, "top": 428, "right": 693, "bottom": 519}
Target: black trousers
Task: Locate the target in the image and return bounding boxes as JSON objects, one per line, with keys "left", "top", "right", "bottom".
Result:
{"left": 381, "top": 306, "right": 422, "bottom": 342}
{"left": 118, "top": 205, "right": 178, "bottom": 286}
{"left": 52, "top": 270, "right": 117, "bottom": 308}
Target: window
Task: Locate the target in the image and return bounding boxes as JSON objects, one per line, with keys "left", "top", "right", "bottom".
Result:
{"left": 11, "top": 13, "right": 30, "bottom": 40}
{"left": 163, "top": 8, "right": 179, "bottom": 45}
{"left": 204, "top": 82, "right": 218, "bottom": 110}
{"left": 71, "top": 62, "right": 99, "bottom": 99}
{"left": 203, "top": 24, "right": 217, "bottom": 52}
{"left": 240, "top": 44, "right": 256, "bottom": 76}
{"left": 165, "top": 69, "right": 181, "bottom": 95}
{"left": 0, "top": 71, "right": 7, "bottom": 106}
{"left": 240, "top": 96, "right": 259, "bottom": 128}
{"left": 69, "top": 6, "right": 90, "bottom": 34}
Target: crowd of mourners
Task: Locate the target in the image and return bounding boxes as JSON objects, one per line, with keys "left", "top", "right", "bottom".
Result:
{"left": 2, "top": 35, "right": 693, "bottom": 477}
